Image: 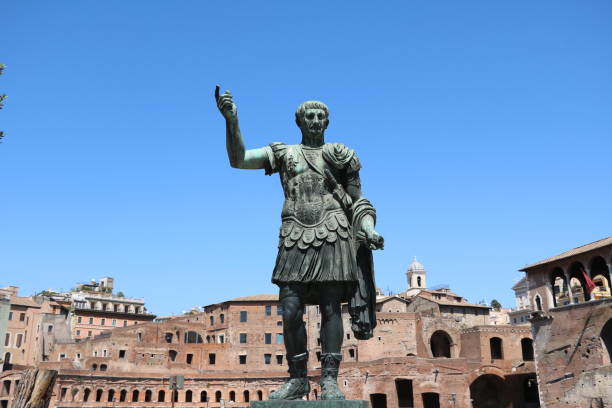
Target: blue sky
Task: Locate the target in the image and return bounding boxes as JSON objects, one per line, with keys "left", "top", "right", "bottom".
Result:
{"left": 1, "top": 1, "right": 611, "bottom": 316}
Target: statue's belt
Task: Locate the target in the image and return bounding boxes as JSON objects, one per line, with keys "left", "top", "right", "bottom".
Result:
{"left": 279, "top": 210, "right": 352, "bottom": 250}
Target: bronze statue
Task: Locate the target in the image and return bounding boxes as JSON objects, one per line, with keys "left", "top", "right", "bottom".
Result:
{"left": 216, "top": 86, "right": 383, "bottom": 400}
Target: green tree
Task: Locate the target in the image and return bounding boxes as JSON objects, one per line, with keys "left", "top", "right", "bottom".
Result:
{"left": 116, "top": 291, "right": 125, "bottom": 298}
{"left": 491, "top": 299, "right": 502, "bottom": 311}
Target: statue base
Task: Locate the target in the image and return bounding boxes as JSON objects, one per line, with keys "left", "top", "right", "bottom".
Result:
{"left": 251, "top": 401, "right": 368, "bottom": 408}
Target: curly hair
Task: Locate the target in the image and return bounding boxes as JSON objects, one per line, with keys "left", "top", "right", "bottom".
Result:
{"left": 294, "top": 101, "right": 329, "bottom": 128}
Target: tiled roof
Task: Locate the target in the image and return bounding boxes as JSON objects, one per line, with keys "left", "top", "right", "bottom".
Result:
{"left": 11, "top": 297, "right": 41, "bottom": 308}
{"left": 229, "top": 294, "right": 279, "bottom": 302}
{"left": 520, "top": 237, "right": 612, "bottom": 271}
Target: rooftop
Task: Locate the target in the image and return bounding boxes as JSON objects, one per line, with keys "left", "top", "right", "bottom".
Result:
{"left": 520, "top": 236, "right": 612, "bottom": 271}
{"left": 228, "top": 294, "right": 279, "bottom": 302}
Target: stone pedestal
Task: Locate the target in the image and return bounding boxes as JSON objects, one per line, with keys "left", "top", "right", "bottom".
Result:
{"left": 251, "top": 401, "right": 368, "bottom": 408}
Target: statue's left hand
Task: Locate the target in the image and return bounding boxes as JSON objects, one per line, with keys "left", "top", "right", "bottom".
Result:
{"left": 363, "top": 229, "right": 384, "bottom": 250}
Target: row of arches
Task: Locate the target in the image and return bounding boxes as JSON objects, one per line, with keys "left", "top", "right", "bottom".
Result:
{"left": 86, "top": 301, "right": 144, "bottom": 314}
{"left": 550, "top": 256, "right": 611, "bottom": 307}
{"left": 429, "top": 330, "right": 533, "bottom": 361}
{"left": 60, "top": 387, "right": 266, "bottom": 403}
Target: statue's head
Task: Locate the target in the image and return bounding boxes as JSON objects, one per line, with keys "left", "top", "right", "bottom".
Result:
{"left": 295, "top": 101, "right": 329, "bottom": 137}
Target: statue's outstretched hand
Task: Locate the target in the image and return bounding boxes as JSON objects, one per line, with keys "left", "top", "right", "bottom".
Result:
{"left": 215, "top": 85, "right": 237, "bottom": 121}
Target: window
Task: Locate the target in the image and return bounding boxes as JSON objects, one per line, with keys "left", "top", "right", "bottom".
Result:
{"left": 165, "top": 333, "right": 173, "bottom": 343}
{"left": 240, "top": 333, "right": 248, "bottom": 344}
{"left": 276, "top": 333, "right": 283, "bottom": 344}
{"left": 200, "top": 391, "right": 208, "bottom": 403}
{"left": 112, "top": 319, "right": 116, "bottom": 326}
{"left": 264, "top": 354, "right": 271, "bottom": 364}
{"left": 4, "top": 333, "right": 9, "bottom": 347}
{"left": 219, "top": 334, "right": 225, "bottom": 343}
{"left": 119, "top": 350, "right": 126, "bottom": 359}
{"left": 220, "top": 314, "right": 225, "bottom": 323}
{"left": 101, "top": 319, "right": 105, "bottom": 326}
{"left": 169, "top": 350, "right": 177, "bottom": 362}
{"left": 277, "top": 321, "right": 283, "bottom": 326}
{"left": 240, "top": 311, "right": 248, "bottom": 322}
{"left": 102, "top": 349, "right": 107, "bottom": 357}
{"left": 77, "top": 317, "right": 82, "bottom": 323}
{"left": 210, "top": 316, "right": 214, "bottom": 325}
{"left": 348, "top": 349, "right": 355, "bottom": 358}
{"left": 145, "top": 390, "right": 152, "bottom": 402}
{"left": 277, "top": 305, "right": 283, "bottom": 315}
{"left": 239, "top": 355, "right": 247, "bottom": 364}
{"left": 186, "top": 353, "right": 193, "bottom": 364}
{"left": 316, "top": 351, "right": 321, "bottom": 361}
{"left": 158, "top": 390, "right": 165, "bottom": 402}
{"left": 87, "top": 331, "right": 92, "bottom": 337}
{"left": 395, "top": 379, "right": 414, "bottom": 408}
{"left": 209, "top": 353, "right": 216, "bottom": 364}
{"left": 8, "top": 312, "right": 12, "bottom": 320}
{"left": 347, "top": 333, "right": 351, "bottom": 339}
{"left": 229, "top": 391, "right": 236, "bottom": 402}
{"left": 521, "top": 338, "right": 534, "bottom": 361}
{"left": 132, "top": 390, "right": 139, "bottom": 402}
{"left": 123, "top": 320, "right": 127, "bottom": 327}
{"left": 76, "top": 330, "right": 81, "bottom": 336}
{"left": 215, "top": 391, "right": 222, "bottom": 402}
{"left": 265, "top": 305, "right": 272, "bottom": 316}
{"left": 59, "top": 353, "right": 66, "bottom": 359}
{"left": 18, "top": 313, "right": 25, "bottom": 322}
{"left": 490, "top": 337, "right": 503, "bottom": 359}
{"left": 185, "top": 390, "right": 193, "bottom": 403}
{"left": 137, "top": 332, "right": 142, "bottom": 342}
{"left": 185, "top": 331, "right": 203, "bottom": 344}
{"left": 16, "top": 334, "right": 23, "bottom": 348}
{"left": 276, "top": 355, "right": 283, "bottom": 365}
{"left": 76, "top": 353, "right": 81, "bottom": 359}
{"left": 264, "top": 333, "right": 272, "bottom": 344}
{"left": 243, "top": 391, "right": 250, "bottom": 403}
{"left": 89, "top": 318, "right": 94, "bottom": 324}
{"left": 100, "top": 364, "right": 107, "bottom": 371}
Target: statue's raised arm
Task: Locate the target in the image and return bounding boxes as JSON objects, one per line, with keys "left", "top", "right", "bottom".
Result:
{"left": 215, "top": 85, "right": 269, "bottom": 169}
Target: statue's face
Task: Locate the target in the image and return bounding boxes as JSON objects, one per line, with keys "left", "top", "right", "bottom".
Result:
{"left": 300, "top": 108, "right": 328, "bottom": 136}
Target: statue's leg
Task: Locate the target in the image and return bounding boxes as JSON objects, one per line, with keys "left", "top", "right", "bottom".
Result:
{"left": 319, "top": 283, "right": 345, "bottom": 400}
{"left": 269, "top": 284, "right": 310, "bottom": 400}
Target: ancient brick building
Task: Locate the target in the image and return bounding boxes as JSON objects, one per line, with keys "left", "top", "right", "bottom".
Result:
{"left": 0, "top": 260, "right": 540, "bottom": 408}
{"left": 520, "top": 237, "right": 612, "bottom": 407}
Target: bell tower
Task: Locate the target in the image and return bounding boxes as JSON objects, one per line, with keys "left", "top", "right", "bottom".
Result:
{"left": 406, "top": 256, "right": 426, "bottom": 296}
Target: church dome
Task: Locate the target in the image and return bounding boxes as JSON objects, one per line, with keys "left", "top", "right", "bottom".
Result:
{"left": 407, "top": 256, "right": 425, "bottom": 274}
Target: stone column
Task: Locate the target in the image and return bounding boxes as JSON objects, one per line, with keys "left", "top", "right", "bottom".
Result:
{"left": 564, "top": 271, "right": 574, "bottom": 304}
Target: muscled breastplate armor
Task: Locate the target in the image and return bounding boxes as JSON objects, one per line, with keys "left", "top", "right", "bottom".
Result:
{"left": 278, "top": 145, "right": 349, "bottom": 250}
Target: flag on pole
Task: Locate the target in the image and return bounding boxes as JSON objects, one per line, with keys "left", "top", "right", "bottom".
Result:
{"left": 581, "top": 268, "right": 596, "bottom": 294}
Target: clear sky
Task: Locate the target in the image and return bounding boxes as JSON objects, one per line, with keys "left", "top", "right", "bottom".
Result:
{"left": 1, "top": 1, "right": 611, "bottom": 316}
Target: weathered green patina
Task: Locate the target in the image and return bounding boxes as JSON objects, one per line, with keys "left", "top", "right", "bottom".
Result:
{"left": 216, "top": 86, "right": 383, "bottom": 400}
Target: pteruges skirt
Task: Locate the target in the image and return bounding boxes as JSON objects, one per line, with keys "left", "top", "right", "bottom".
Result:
{"left": 271, "top": 210, "right": 359, "bottom": 285}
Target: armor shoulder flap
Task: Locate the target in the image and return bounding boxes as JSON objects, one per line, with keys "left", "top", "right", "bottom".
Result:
{"left": 323, "top": 143, "right": 361, "bottom": 173}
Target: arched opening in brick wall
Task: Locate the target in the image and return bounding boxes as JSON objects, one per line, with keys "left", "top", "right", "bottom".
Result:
{"left": 185, "top": 390, "right": 193, "bottom": 402}
{"left": 229, "top": 390, "right": 236, "bottom": 402}
{"left": 421, "top": 393, "right": 440, "bottom": 408}
{"left": 243, "top": 390, "right": 250, "bottom": 402}
{"left": 107, "top": 389, "right": 115, "bottom": 402}
{"left": 521, "top": 338, "right": 534, "bottom": 361}
{"left": 569, "top": 262, "right": 591, "bottom": 302}
{"left": 601, "top": 318, "right": 612, "bottom": 365}
{"left": 370, "top": 393, "right": 387, "bottom": 408}
{"left": 490, "top": 337, "right": 503, "bottom": 359}
{"left": 95, "top": 389, "right": 103, "bottom": 402}
{"left": 120, "top": 389, "right": 127, "bottom": 402}
{"left": 257, "top": 390, "right": 263, "bottom": 401}
{"left": 590, "top": 256, "right": 611, "bottom": 299}
{"left": 430, "top": 330, "right": 452, "bottom": 358}
{"left": 200, "top": 390, "right": 208, "bottom": 402}
{"left": 145, "top": 390, "right": 152, "bottom": 402}
{"left": 534, "top": 295, "right": 542, "bottom": 311}
{"left": 71, "top": 388, "right": 78, "bottom": 402}
{"left": 169, "top": 350, "right": 178, "bottom": 362}
{"left": 215, "top": 391, "right": 222, "bottom": 402}
{"left": 158, "top": 390, "right": 166, "bottom": 402}
{"left": 83, "top": 388, "right": 91, "bottom": 402}
{"left": 132, "top": 390, "right": 139, "bottom": 402}
{"left": 470, "top": 374, "right": 505, "bottom": 408}
{"left": 550, "top": 268, "right": 567, "bottom": 307}
{"left": 164, "top": 332, "right": 173, "bottom": 343}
